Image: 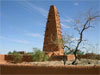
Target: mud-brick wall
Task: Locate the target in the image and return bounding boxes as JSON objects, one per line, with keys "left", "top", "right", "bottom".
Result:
{"left": 0, "top": 55, "right": 33, "bottom": 62}
{"left": 67, "top": 55, "right": 75, "bottom": 61}
{"left": 0, "top": 64, "right": 100, "bottom": 75}
{"left": 78, "top": 54, "right": 100, "bottom": 60}
{"left": 0, "top": 54, "right": 75, "bottom": 62}
{"left": 0, "top": 55, "right": 5, "bottom": 62}
{"left": 50, "top": 55, "right": 75, "bottom": 61}
{"left": 0, "top": 55, "right": 14, "bottom": 62}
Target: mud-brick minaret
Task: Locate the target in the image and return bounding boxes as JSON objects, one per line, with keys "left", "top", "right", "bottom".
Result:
{"left": 43, "top": 5, "right": 64, "bottom": 56}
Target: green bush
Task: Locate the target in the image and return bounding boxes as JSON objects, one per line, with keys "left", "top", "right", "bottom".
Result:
{"left": 8, "top": 51, "right": 18, "bottom": 55}
{"left": 13, "top": 52, "right": 23, "bottom": 63}
{"left": 43, "top": 55, "right": 49, "bottom": 61}
{"left": 8, "top": 51, "right": 12, "bottom": 55}
{"left": 32, "top": 48, "right": 49, "bottom": 62}
{"left": 77, "top": 50, "right": 84, "bottom": 55}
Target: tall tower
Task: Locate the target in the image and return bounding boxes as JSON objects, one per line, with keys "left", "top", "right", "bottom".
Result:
{"left": 43, "top": 5, "right": 64, "bottom": 56}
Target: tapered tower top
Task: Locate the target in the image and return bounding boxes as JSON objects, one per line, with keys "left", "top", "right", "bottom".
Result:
{"left": 43, "top": 5, "right": 64, "bottom": 56}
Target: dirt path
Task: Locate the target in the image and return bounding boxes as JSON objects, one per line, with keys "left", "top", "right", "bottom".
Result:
{"left": 0, "top": 59, "right": 100, "bottom": 66}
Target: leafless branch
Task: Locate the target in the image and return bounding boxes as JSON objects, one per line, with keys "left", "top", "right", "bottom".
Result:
{"left": 72, "top": 10, "right": 100, "bottom": 65}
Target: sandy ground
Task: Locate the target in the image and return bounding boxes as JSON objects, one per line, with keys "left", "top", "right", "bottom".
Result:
{"left": 0, "top": 59, "right": 100, "bottom": 66}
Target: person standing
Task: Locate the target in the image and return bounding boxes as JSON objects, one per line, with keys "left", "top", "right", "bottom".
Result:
{"left": 63, "top": 53, "right": 66, "bottom": 65}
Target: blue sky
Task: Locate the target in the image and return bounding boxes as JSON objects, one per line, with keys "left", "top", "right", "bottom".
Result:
{"left": 0, "top": 0, "right": 100, "bottom": 54}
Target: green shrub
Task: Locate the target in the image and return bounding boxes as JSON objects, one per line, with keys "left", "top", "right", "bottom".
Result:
{"left": 8, "top": 51, "right": 18, "bottom": 55}
{"left": 32, "top": 48, "right": 49, "bottom": 62}
{"left": 8, "top": 51, "right": 12, "bottom": 55}
{"left": 43, "top": 55, "right": 49, "bottom": 61}
{"left": 13, "top": 52, "right": 23, "bottom": 63}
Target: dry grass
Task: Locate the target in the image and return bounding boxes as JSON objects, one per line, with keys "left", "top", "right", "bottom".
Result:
{"left": 1, "top": 59, "right": 100, "bottom": 66}
{"left": 0, "top": 58, "right": 100, "bottom": 66}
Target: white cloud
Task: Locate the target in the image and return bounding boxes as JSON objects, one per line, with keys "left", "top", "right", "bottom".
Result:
{"left": 0, "top": 36, "right": 30, "bottom": 44}
{"left": 62, "top": 18, "right": 72, "bottom": 22}
{"left": 74, "top": 2, "right": 79, "bottom": 6}
{"left": 11, "top": 39, "right": 30, "bottom": 44}
{"left": 61, "top": 16, "right": 73, "bottom": 23}
{"left": 18, "top": 1, "right": 48, "bottom": 17}
{"left": 32, "top": 4, "right": 48, "bottom": 17}
{"left": 61, "top": 23, "right": 70, "bottom": 29}
{"left": 26, "top": 33, "right": 43, "bottom": 38}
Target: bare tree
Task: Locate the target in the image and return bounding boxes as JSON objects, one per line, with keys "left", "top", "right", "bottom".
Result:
{"left": 62, "top": 34, "right": 76, "bottom": 52}
{"left": 50, "top": 10, "right": 99, "bottom": 65}
{"left": 51, "top": 33, "right": 75, "bottom": 53}
{"left": 72, "top": 10, "right": 100, "bottom": 65}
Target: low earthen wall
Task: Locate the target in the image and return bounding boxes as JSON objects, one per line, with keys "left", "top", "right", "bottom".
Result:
{"left": 78, "top": 55, "right": 100, "bottom": 60}
{"left": 1, "top": 54, "right": 99, "bottom": 62}
{"left": 67, "top": 55, "right": 75, "bottom": 61}
{"left": 0, "top": 55, "right": 5, "bottom": 62}
{"left": 0, "top": 54, "right": 75, "bottom": 62}
{"left": 50, "top": 55, "right": 75, "bottom": 61}
{"left": 0, "top": 64, "right": 100, "bottom": 75}
{"left": 0, "top": 55, "right": 33, "bottom": 62}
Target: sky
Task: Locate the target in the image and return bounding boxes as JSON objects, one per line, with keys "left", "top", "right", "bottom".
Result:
{"left": 0, "top": 0, "right": 100, "bottom": 54}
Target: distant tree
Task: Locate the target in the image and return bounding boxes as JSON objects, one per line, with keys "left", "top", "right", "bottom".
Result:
{"left": 8, "top": 51, "right": 12, "bottom": 55}
{"left": 8, "top": 50, "right": 17, "bottom": 55}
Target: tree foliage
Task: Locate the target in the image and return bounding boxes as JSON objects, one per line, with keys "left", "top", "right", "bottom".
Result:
{"left": 13, "top": 52, "right": 23, "bottom": 63}
{"left": 32, "top": 48, "right": 49, "bottom": 62}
